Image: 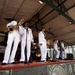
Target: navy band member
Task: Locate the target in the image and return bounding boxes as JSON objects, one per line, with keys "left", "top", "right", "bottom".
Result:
{"left": 19, "top": 21, "right": 34, "bottom": 63}
{"left": 53, "top": 39, "right": 60, "bottom": 60}
{"left": 2, "top": 21, "right": 20, "bottom": 64}
{"left": 38, "top": 27, "right": 47, "bottom": 62}
{"left": 61, "top": 40, "right": 65, "bottom": 59}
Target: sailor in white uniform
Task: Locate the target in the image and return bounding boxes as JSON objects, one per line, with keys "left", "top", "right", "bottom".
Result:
{"left": 38, "top": 27, "right": 47, "bottom": 62}
{"left": 2, "top": 21, "right": 20, "bottom": 64}
{"left": 53, "top": 39, "right": 60, "bottom": 59}
{"left": 61, "top": 40, "right": 65, "bottom": 59}
{"left": 19, "top": 21, "right": 34, "bottom": 63}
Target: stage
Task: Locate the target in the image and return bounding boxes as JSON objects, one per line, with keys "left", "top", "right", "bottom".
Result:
{"left": 0, "top": 60, "right": 75, "bottom": 75}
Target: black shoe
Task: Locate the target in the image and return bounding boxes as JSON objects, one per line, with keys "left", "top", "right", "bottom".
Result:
{"left": 1, "top": 63, "right": 8, "bottom": 65}
{"left": 19, "top": 61, "right": 24, "bottom": 63}
{"left": 10, "top": 62, "right": 16, "bottom": 64}
{"left": 29, "top": 60, "right": 32, "bottom": 63}
{"left": 24, "top": 61, "right": 29, "bottom": 65}
{"left": 40, "top": 60, "right": 46, "bottom": 62}
{"left": 24, "top": 61, "right": 27, "bottom": 64}
{"left": 51, "top": 58, "right": 59, "bottom": 62}
{"left": 40, "top": 61, "right": 44, "bottom": 62}
{"left": 27, "top": 61, "right": 30, "bottom": 65}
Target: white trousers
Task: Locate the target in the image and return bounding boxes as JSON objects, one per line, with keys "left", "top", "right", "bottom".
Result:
{"left": 20, "top": 39, "right": 31, "bottom": 62}
{"left": 62, "top": 51, "right": 65, "bottom": 59}
{"left": 3, "top": 31, "right": 20, "bottom": 63}
{"left": 39, "top": 43, "right": 47, "bottom": 61}
{"left": 62, "top": 49, "right": 69, "bottom": 59}
{"left": 54, "top": 49, "right": 60, "bottom": 59}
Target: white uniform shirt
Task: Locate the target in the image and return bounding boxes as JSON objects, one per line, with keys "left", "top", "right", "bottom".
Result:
{"left": 19, "top": 26, "right": 34, "bottom": 42}
{"left": 53, "top": 40, "right": 59, "bottom": 50}
{"left": 61, "top": 42, "right": 65, "bottom": 50}
{"left": 38, "top": 31, "right": 46, "bottom": 44}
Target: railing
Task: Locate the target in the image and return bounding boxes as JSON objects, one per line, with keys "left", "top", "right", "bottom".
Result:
{"left": 0, "top": 61, "right": 75, "bottom": 75}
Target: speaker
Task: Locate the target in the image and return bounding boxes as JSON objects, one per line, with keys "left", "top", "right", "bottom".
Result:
{"left": 67, "top": 53, "right": 73, "bottom": 60}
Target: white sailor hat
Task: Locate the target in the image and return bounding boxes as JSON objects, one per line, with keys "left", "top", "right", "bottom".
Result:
{"left": 6, "top": 21, "right": 17, "bottom": 27}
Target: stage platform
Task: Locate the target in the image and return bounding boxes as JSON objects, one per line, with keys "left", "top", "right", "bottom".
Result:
{"left": 0, "top": 60, "right": 75, "bottom": 70}
{"left": 0, "top": 60, "right": 75, "bottom": 75}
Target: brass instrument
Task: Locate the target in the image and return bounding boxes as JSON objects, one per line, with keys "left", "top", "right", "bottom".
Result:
{"left": 8, "top": 25, "right": 19, "bottom": 31}
{"left": 8, "top": 26, "right": 15, "bottom": 31}
{"left": 7, "top": 19, "right": 24, "bottom": 32}
{"left": 47, "top": 40, "right": 51, "bottom": 46}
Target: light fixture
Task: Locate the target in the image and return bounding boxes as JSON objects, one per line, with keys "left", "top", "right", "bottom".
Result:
{"left": 69, "top": 21, "right": 72, "bottom": 24}
{"left": 39, "top": 0, "right": 43, "bottom": 4}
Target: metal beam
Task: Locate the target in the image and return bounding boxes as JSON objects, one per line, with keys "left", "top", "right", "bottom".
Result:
{"left": 45, "top": 5, "right": 75, "bottom": 33}
{"left": 36, "top": 13, "right": 44, "bottom": 25}
{"left": 55, "top": 0, "right": 67, "bottom": 12}
{"left": 31, "top": 0, "right": 67, "bottom": 36}
{"left": 44, "top": 4, "right": 75, "bottom": 25}
{"left": 29, "top": 3, "right": 46, "bottom": 20}
{"left": 49, "top": 4, "right": 75, "bottom": 37}
{"left": 64, "top": 4, "right": 75, "bottom": 12}
{"left": 60, "top": 0, "right": 67, "bottom": 11}
{"left": 42, "top": 0, "right": 75, "bottom": 24}
{"left": 30, "top": 0, "right": 67, "bottom": 28}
